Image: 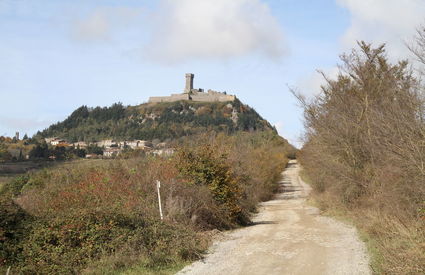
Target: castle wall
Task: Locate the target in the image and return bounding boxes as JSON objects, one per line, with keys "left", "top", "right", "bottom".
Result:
{"left": 148, "top": 74, "right": 235, "bottom": 103}
{"left": 149, "top": 94, "right": 190, "bottom": 103}
{"left": 149, "top": 93, "right": 235, "bottom": 103}
{"left": 191, "top": 94, "right": 235, "bottom": 102}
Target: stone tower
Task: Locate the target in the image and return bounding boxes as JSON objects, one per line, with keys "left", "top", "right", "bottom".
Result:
{"left": 184, "top": 73, "right": 194, "bottom": 93}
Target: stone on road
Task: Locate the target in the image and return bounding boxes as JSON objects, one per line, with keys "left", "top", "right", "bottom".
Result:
{"left": 177, "top": 160, "right": 371, "bottom": 275}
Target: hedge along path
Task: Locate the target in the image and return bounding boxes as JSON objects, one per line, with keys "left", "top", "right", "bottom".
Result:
{"left": 177, "top": 160, "right": 371, "bottom": 275}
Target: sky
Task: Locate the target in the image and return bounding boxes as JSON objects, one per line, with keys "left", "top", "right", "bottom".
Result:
{"left": 0, "top": 0, "right": 424, "bottom": 147}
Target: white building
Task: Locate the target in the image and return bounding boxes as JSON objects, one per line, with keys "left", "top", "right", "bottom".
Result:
{"left": 97, "top": 140, "right": 117, "bottom": 148}
{"left": 45, "top": 137, "right": 58, "bottom": 144}
{"left": 127, "top": 140, "right": 152, "bottom": 149}
{"left": 73, "top": 141, "right": 88, "bottom": 148}
{"left": 118, "top": 140, "right": 153, "bottom": 149}
{"left": 103, "top": 148, "right": 121, "bottom": 158}
{"left": 50, "top": 139, "right": 67, "bottom": 146}
{"left": 151, "top": 148, "right": 175, "bottom": 157}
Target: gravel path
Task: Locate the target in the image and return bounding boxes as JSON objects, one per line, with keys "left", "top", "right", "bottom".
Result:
{"left": 177, "top": 160, "right": 371, "bottom": 275}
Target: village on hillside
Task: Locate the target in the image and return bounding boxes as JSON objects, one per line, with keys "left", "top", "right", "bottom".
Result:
{"left": 0, "top": 73, "right": 239, "bottom": 163}
{"left": 39, "top": 73, "right": 235, "bottom": 159}
{"left": 44, "top": 137, "right": 174, "bottom": 159}
{"left": 0, "top": 132, "right": 174, "bottom": 163}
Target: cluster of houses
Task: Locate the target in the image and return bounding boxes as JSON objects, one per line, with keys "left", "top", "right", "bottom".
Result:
{"left": 44, "top": 137, "right": 174, "bottom": 158}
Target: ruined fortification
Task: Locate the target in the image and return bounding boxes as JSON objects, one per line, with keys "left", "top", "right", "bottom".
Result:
{"left": 149, "top": 74, "right": 236, "bottom": 103}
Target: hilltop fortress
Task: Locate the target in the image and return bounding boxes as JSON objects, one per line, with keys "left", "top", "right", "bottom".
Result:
{"left": 149, "top": 73, "right": 236, "bottom": 103}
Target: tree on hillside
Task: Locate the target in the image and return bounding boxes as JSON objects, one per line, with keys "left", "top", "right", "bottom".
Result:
{"left": 51, "top": 146, "right": 66, "bottom": 160}
{"left": 86, "top": 144, "right": 103, "bottom": 155}
{"left": 408, "top": 25, "right": 425, "bottom": 74}
{"left": 29, "top": 141, "right": 50, "bottom": 159}
{"left": 0, "top": 145, "right": 12, "bottom": 162}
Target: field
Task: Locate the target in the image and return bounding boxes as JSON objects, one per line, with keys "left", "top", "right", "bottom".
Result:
{"left": 0, "top": 132, "right": 294, "bottom": 274}
{"left": 0, "top": 161, "right": 57, "bottom": 192}
{"left": 0, "top": 161, "right": 50, "bottom": 174}
{"left": 0, "top": 175, "right": 13, "bottom": 192}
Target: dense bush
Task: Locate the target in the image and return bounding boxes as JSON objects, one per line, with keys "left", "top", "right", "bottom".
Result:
{"left": 0, "top": 131, "right": 291, "bottom": 273}
{"left": 0, "top": 196, "right": 31, "bottom": 267}
{"left": 297, "top": 42, "right": 425, "bottom": 274}
{"left": 176, "top": 144, "right": 246, "bottom": 225}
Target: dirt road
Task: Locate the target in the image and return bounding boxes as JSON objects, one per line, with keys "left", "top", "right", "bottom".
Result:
{"left": 177, "top": 160, "right": 371, "bottom": 275}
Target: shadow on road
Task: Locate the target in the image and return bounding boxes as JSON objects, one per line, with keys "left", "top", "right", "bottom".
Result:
{"left": 247, "top": 221, "right": 277, "bottom": 227}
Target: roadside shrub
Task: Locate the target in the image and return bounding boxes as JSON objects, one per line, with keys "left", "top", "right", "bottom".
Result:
{"left": 0, "top": 131, "right": 291, "bottom": 273}
{"left": 0, "top": 159, "right": 206, "bottom": 273}
{"left": 220, "top": 132, "right": 290, "bottom": 210}
{"left": 297, "top": 42, "right": 425, "bottom": 274}
{"left": 0, "top": 195, "right": 31, "bottom": 268}
{"left": 2, "top": 174, "right": 30, "bottom": 196}
{"left": 174, "top": 132, "right": 289, "bottom": 223}
{"left": 175, "top": 144, "right": 247, "bottom": 226}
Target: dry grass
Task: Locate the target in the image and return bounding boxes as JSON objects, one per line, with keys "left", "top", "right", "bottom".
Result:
{"left": 0, "top": 176, "right": 11, "bottom": 191}
{"left": 303, "top": 177, "right": 425, "bottom": 275}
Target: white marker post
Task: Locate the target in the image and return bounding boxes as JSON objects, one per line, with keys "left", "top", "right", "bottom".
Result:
{"left": 156, "top": 180, "right": 163, "bottom": 220}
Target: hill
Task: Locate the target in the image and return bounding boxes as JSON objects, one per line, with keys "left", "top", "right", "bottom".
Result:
{"left": 35, "top": 99, "right": 276, "bottom": 142}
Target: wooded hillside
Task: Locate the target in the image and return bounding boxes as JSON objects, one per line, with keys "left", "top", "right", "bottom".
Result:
{"left": 36, "top": 99, "right": 275, "bottom": 142}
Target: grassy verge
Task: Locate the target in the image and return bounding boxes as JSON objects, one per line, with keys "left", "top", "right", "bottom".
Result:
{"left": 0, "top": 175, "right": 19, "bottom": 193}
{"left": 119, "top": 261, "right": 188, "bottom": 275}
{"left": 299, "top": 169, "right": 425, "bottom": 274}
{"left": 0, "top": 177, "right": 8, "bottom": 192}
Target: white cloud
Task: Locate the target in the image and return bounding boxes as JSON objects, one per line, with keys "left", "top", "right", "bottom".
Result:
{"left": 74, "top": 10, "right": 110, "bottom": 41}
{"left": 337, "top": 0, "right": 425, "bottom": 60}
{"left": 297, "top": 67, "right": 339, "bottom": 97}
{"left": 274, "top": 121, "right": 303, "bottom": 148}
{"left": 298, "top": 1, "right": 425, "bottom": 98}
{"left": 145, "top": 0, "right": 286, "bottom": 63}
{"left": 73, "top": 7, "right": 142, "bottom": 42}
